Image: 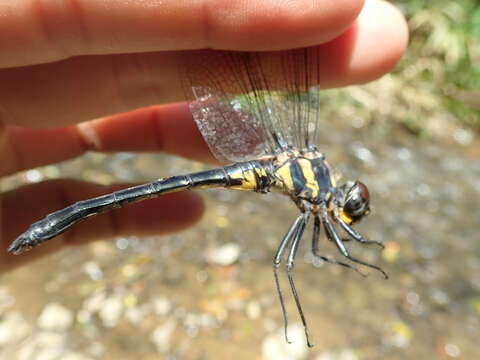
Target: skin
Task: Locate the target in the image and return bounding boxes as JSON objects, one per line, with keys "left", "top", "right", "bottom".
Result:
{"left": 0, "top": 0, "right": 408, "bottom": 273}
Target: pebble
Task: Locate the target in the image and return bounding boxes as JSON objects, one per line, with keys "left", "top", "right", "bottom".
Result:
{"left": 98, "top": 296, "right": 124, "bottom": 328}
{"left": 444, "top": 343, "right": 461, "bottom": 358}
{"left": 0, "top": 311, "right": 31, "bottom": 345}
{"left": 246, "top": 301, "right": 261, "bottom": 319}
{"left": 151, "top": 319, "right": 177, "bottom": 353}
{"left": 86, "top": 342, "right": 106, "bottom": 357}
{"left": 261, "top": 323, "right": 308, "bottom": 360}
{"left": 388, "top": 320, "right": 413, "bottom": 348}
{"left": 315, "top": 349, "right": 359, "bottom": 360}
{"left": 83, "top": 291, "right": 107, "bottom": 313}
{"left": 125, "top": 307, "right": 145, "bottom": 325}
{"left": 197, "top": 313, "right": 217, "bottom": 328}
{"left": 37, "top": 303, "right": 74, "bottom": 331}
{"left": 62, "top": 353, "right": 95, "bottom": 360}
{"left": 83, "top": 261, "right": 103, "bottom": 281}
{"left": 0, "top": 286, "right": 16, "bottom": 312}
{"left": 17, "top": 331, "right": 65, "bottom": 360}
{"left": 204, "top": 243, "right": 241, "bottom": 266}
{"left": 76, "top": 309, "right": 93, "bottom": 324}
{"left": 182, "top": 312, "right": 216, "bottom": 331}
{"left": 153, "top": 296, "right": 172, "bottom": 316}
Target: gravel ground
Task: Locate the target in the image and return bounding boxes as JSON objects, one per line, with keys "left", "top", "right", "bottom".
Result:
{"left": 1, "top": 87, "right": 479, "bottom": 359}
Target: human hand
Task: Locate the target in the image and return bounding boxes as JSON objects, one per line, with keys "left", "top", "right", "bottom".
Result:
{"left": 0, "top": 0, "right": 408, "bottom": 272}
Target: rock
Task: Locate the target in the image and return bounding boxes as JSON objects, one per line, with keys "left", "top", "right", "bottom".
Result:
{"left": 153, "top": 296, "right": 172, "bottom": 316}
{"left": 37, "top": 303, "right": 74, "bottom": 331}
{"left": 315, "top": 349, "right": 359, "bottom": 360}
{"left": 76, "top": 309, "right": 92, "bottom": 325}
{"left": 151, "top": 319, "right": 177, "bottom": 353}
{"left": 0, "top": 286, "right": 16, "bottom": 313}
{"left": 62, "top": 353, "right": 95, "bottom": 360}
{"left": 262, "top": 323, "right": 308, "bottom": 360}
{"left": 0, "top": 311, "right": 31, "bottom": 345}
{"left": 17, "top": 332, "right": 65, "bottom": 360}
{"left": 83, "top": 261, "right": 103, "bottom": 281}
{"left": 125, "top": 307, "right": 144, "bottom": 325}
{"left": 86, "top": 342, "right": 105, "bottom": 357}
{"left": 98, "top": 296, "right": 123, "bottom": 328}
{"left": 246, "top": 301, "right": 262, "bottom": 319}
{"left": 204, "top": 243, "right": 241, "bottom": 266}
{"left": 83, "top": 291, "right": 106, "bottom": 313}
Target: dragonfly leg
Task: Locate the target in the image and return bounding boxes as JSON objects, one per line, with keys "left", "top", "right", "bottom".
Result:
{"left": 311, "top": 216, "right": 366, "bottom": 277}
{"left": 321, "top": 210, "right": 388, "bottom": 279}
{"left": 336, "top": 216, "right": 384, "bottom": 249}
{"left": 272, "top": 214, "right": 303, "bottom": 344}
{"left": 285, "top": 211, "right": 314, "bottom": 347}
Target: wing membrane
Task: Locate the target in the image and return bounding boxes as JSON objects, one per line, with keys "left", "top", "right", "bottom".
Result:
{"left": 182, "top": 48, "right": 322, "bottom": 162}
{"left": 189, "top": 87, "right": 265, "bottom": 162}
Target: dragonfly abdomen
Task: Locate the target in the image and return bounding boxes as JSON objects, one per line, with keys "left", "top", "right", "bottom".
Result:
{"left": 8, "top": 161, "right": 272, "bottom": 255}
{"left": 8, "top": 178, "right": 189, "bottom": 254}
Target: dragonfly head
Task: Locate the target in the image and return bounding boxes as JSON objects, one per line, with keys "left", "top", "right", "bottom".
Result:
{"left": 339, "top": 181, "right": 370, "bottom": 224}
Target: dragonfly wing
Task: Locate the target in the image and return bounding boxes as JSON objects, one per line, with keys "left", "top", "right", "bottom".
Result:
{"left": 182, "top": 49, "right": 322, "bottom": 161}
{"left": 189, "top": 87, "right": 267, "bottom": 162}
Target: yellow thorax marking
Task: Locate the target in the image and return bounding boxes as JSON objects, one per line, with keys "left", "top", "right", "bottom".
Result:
{"left": 296, "top": 158, "right": 319, "bottom": 199}
{"left": 275, "top": 162, "right": 294, "bottom": 192}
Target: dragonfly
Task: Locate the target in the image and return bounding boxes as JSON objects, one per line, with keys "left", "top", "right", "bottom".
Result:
{"left": 8, "top": 48, "right": 387, "bottom": 347}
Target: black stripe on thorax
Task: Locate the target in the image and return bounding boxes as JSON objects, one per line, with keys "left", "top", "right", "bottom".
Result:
{"left": 289, "top": 159, "right": 308, "bottom": 196}
{"left": 310, "top": 157, "right": 332, "bottom": 190}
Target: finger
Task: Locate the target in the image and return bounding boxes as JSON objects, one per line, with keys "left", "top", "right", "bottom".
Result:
{"left": 0, "top": 0, "right": 407, "bottom": 128}
{"left": 77, "top": 104, "right": 216, "bottom": 162}
{"left": 0, "top": 0, "right": 364, "bottom": 68}
{"left": 1, "top": 180, "right": 205, "bottom": 273}
{"left": 0, "top": 103, "right": 215, "bottom": 176}
{"left": 320, "top": 0, "right": 409, "bottom": 85}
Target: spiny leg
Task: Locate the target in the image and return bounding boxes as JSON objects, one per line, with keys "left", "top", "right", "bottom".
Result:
{"left": 321, "top": 210, "right": 389, "bottom": 279}
{"left": 286, "top": 211, "right": 314, "bottom": 347}
{"left": 336, "top": 216, "right": 384, "bottom": 249}
{"left": 273, "top": 214, "right": 304, "bottom": 344}
{"left": 311, "top": 216, "right": 367, "bottom": 277}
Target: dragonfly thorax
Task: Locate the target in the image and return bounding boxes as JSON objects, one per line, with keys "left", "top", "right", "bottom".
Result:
{"left": 272, "top": 150, "right": 337, "bottom": 207}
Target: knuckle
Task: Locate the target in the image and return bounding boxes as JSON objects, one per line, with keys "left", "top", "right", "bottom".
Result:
{"left": 32, "top": 0, "right": 92, "bottom": 58}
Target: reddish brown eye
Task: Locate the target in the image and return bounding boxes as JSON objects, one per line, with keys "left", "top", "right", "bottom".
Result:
{"left": 344, "top": 181, "right": 370, "bottom": 221}
{"left": 357, "top": 181, "right": 370, "bottom": 202}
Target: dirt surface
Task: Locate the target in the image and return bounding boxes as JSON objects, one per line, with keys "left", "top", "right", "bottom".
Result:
{"left": 1, "top": 103, "right": 479, "bottom": 360}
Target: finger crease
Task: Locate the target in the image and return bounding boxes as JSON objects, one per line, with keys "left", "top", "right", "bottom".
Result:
{"left": 33, "top": 0, "right": 91, "bottom": 59}
{"left": 149, "top": 108, "right": 166, "bottom": 151}
{"left": 1, "top": 127, "right": 26, "bottom": 175}
{"left": 199, "top": 0, "right": 213, "bottom": 48}
{"left": 33, "top": 0, "right": 69, "bottom": 59}
{"left": 62, "top": 0, "right": 93, "bottom": 56}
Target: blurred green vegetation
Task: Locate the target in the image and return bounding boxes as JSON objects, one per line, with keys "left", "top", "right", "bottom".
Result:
{"left": 396, "top": 0, "right": 479, "bottom": 128}
{"left": 322, "top": 0, "right": 479, "bottom": 142}
{"left": 227, "top": 1, "right": 480, "bottom": 143}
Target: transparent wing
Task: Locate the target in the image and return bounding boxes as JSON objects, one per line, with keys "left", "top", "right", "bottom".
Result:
{"left": 189, "top": 87, "right": 266, "bottom": 162}
{"left": 182, "top": 49, "right": 322, "bottom": 162}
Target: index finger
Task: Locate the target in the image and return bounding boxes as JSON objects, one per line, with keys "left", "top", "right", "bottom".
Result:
{"left": 0, "top": 0, "right": 364, "bottom": 68}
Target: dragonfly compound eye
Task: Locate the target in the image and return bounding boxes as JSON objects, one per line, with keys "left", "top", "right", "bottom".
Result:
{"left": 343, "top": 181, "right": 370, "bottom": 221}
